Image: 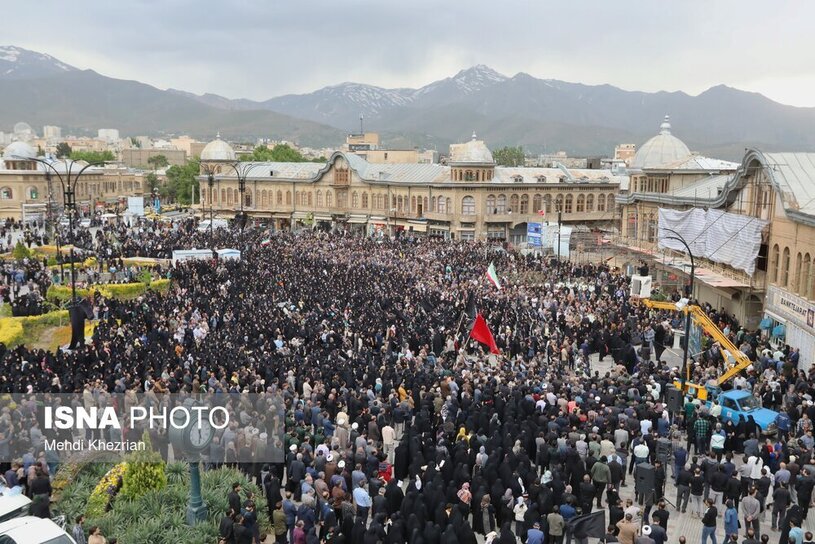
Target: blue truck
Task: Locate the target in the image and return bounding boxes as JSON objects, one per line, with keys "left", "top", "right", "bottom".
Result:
{"left": 702, "top": 387, "right": 778, "bottom": 436}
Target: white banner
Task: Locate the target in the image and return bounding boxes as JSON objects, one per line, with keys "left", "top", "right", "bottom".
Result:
{"left": 127, "top": 196, "right": 145, "bottom": 217}
{"left": 658, "top": 208, "right": 767, "bottom": 276}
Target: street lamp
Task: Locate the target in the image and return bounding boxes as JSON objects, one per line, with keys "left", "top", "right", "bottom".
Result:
{"left": 44, "top": 172, "right": 65, "bottom": 281}
{"left": 199, "top": 163, "right": 218, "bottom": 258}
{"left": 17, "top": 155, "right": 101, "bottom": 306}
{"left": 225, "top": 162, "right": 259, "bottom": 231}
{"left": 660, "top": 227, "right": 696, "bottom": 389}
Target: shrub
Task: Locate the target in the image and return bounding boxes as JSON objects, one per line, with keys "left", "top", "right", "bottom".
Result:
{"left": 86, "top": 462, "right": 128, "bottom": 517}
{"left": 11, "top": 242, "right": 31, "bottom": 260}
{"left": 118, "top": 432, "right": 167, "bottom": 501}
{"left": 0, "top": 319, "right": 24, "bottom": 347}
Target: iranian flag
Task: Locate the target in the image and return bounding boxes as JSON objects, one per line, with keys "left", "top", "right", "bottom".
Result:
{"left": 469, "top": 313, "right": 500, "bottom": 354}
{"left": 486, "top": 262, "right": 502, "bottom": 290}
{"left": 260, "top": 239, "right": 271, "bottom": 247}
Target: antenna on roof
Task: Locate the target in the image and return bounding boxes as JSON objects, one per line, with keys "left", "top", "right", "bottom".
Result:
{"left": 360, "top": 114, "right": 364, "bottom": 135}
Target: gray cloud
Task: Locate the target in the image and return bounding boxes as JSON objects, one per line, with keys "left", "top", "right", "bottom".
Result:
{"left": 6, "top": 0, "right": 815, "bottom": 106}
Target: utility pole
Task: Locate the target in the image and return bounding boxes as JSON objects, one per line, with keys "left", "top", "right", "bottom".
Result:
{"left": 557, "top": 210, "right": 562, "bottom": 266}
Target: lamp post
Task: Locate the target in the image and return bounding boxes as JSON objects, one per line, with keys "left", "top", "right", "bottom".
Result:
{"left": 44, "top": 172, "right": 65, "bottom": 281}
{"left": 660, "top": 227, "right": 696, "bottom": 389}
{"left": 225, "top": 162, "right": 258, "bottom": 231}
{"left": 19, "top": 155, "right": 101, "bottom": 305}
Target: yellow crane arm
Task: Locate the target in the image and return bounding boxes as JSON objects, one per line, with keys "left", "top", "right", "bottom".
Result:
{"left": 638, "top": 297, "right": 752, "bottom": 386}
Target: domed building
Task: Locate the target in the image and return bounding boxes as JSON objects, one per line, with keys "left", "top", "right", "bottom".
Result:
{"left": 200, "top": 134, "right": 236, "bottom": 168}
{"left": 448, "top": 133, "right": 495, "bottom": 181}
{"left": 630, "top": 116, "right": 691, "bottom": 170}
{"left": 2, "top": 141, "right": 38, "bottom": 168}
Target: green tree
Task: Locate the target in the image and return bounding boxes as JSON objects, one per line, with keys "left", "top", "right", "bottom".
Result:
{"left": 55, "top": 142, "right": 72, "bottom": 158}
{"left": 145, "top": 172, "right": 159, "bottom": 194}
{"left": 36, "top": 145, "right": 45, "bottom": 157}
{"left": 130, "top": 137, "right": 141, "bottom": 148}
{"left": 147, "top": 154, "right": 169, "bottom": 171}
{"left": 493, "top": 146, "right": 525, "bottom": 167}
{"left": 12, "top": 241, "right": 32, "bottom": 260}
{"left": 70, "top": 150, "right": 115, "bottom": 163}
{"left": 163, "top": 158, "right": 199, "bottom": 205}
{"left": 240, "top": 143, "right": 310, "bottom": 162}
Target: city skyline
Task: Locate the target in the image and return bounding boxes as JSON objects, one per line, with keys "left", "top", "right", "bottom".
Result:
{"left": 4, "top": 0, "right": 815, "bottom": 107}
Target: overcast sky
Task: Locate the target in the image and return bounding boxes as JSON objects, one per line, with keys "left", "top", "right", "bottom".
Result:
{"left": 6, "top": 0, "right": 815, "bottom": 107}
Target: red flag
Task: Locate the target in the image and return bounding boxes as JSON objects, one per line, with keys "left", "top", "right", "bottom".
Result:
{"left": 469, "top": 313, "right": 500, "bottom": 354}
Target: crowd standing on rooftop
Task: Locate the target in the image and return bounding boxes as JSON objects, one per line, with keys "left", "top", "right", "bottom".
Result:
{"left": 1, "top": 219, "right": 815, "bottom": 544}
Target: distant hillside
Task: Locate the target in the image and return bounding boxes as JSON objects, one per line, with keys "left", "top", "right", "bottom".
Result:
{"left": 4, "top": 46, "right": 815, "bottom": 158}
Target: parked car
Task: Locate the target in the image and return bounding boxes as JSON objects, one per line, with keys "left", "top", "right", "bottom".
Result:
{"left": 0, "top": 516, "right": 76, "bottom": 544}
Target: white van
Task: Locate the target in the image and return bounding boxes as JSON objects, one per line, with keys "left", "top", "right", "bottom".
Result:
{"left": 0, "top": 496, "right": 30, "bottom": 524}
{"left": 197, "top": 219, "right": 228, "bottom": 232}
{"left": 0, "top": 516, "right": 76, "bottom": 544}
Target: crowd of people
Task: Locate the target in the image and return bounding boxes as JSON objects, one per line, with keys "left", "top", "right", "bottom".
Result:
{"left": 1, "top": 220, "right": 814, "bottom": 544}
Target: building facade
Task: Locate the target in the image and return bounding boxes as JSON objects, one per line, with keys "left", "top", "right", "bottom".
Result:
{"left": 0, "top": 142, "right": 143, "bottom": 221}
{"left": 198, "top": 135, "right": 625, "bottom": 242}
{"left": 616, "top": 120, "right": 815, "bottom": 366}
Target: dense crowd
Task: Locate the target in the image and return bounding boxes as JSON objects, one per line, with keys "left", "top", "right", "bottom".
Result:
{"left": 1, "top": 222, "right": 814, "bottom": 544}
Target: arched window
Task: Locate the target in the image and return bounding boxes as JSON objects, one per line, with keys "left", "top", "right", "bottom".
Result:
{"left": 362, "top": 193, "right": 368, "bottom": 208}
{"left": 423, "top": 197, "right": 428, "bottom": 212}
{"left": 294, "top": 191, "right": 300, "bottom": 206}
{"left": 564, "top": 194, "right": 573, "bottom": 213}
{"left": 607, "top": 193, "right": 616, "bottom": 212}
{"left": 316, "top": 190, "right": 323, "bottom": 207}
{"left": 326, "top": 190, "right": 333, "bottom": 207}
{"left": 804, "top": 253, "right": 812, "bottom": 299}
{"left": 770, "top": 244, "right": 780, "bottom": 283}
{"left": 446, "top": 197, "right": 452, "bottom": 213}
{"left": 597, "top": 193, "right": 606, "bottom": 212}
{"left": 307, "top": 192, "right": 312, "bottom": 206}
{"left": 576, "top": 194, "right": 585, "bottom": 212}
{"left": 352, "top": 192, "right": 359, "bottom": 209}
{"left": 261, "top": 190, "right": 268, "bottom": 207}
{"left": 533, "top": 194, "right": 542, "bottom": 214}
{"left": 510, "top": 194, "right": 519, "bottom": 212}
{"left": 543, "top": 194, "right": 552, "bottom": 213}
{"left": 27, "top": 186, "right": 38, "bottom": 200}
{"left": 782, "top": 247, "right": 791, "bottom": 287}
{"left": 795, "top": 252, "right": 804, "bottom": 294}
{"left": 520, "top": 194, "right": 529, "bottom": 214}
{"left": 285, "top": 191, "right": 292, "bottom": 205}
{"left": 245, "top": 189, "right": 252, "bottom": 207}
{"left": 411, "top": 196, "right": 416, "bottom": 212}
{"left": 462, "top": 196, "right": 476, "bottom": 215}
{"left": 486, "top": 195, "right": 496, "bottom": 213}
{"left": 437, "top": 197, "right": 447, "bottom": 214}
{"left": 221, "top": 189, "right": 226, "bottom": 203}
{"left": 554, "top": 194, "right": 563, "bottom": 212}
{"left": 0, "top": 187, "right": 11, "bottom": 199}
{"left": 586, "top": 194, "right": 594, "bottom": 212}
{"left": 496, "top": 195, "right": 506, "bottom": 214}
{"left": 431, "top": 196, "right": 437, "bottom": 212}
{"left": 277, "top": 190, "right": 283, "bottom": 205}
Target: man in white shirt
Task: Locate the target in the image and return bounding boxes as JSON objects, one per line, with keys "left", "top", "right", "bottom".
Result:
{"left": 381, "top": 424, "right": 396, "bottom": 463}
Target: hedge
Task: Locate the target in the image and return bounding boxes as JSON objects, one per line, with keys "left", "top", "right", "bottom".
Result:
{"left": 46, "top": 279, "right": 171, "bottom": 303}
{"left": 0, "top": 310, "right": 70, "bottom": 347}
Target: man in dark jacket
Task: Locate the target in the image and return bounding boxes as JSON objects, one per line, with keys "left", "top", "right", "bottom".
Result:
{"left": 228, "top": 483, "right": 242, "bottom": 517}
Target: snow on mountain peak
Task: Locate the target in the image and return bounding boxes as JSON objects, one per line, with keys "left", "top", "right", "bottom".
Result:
{"left": 0, "top": 45, "right": 77, "bottom": 79}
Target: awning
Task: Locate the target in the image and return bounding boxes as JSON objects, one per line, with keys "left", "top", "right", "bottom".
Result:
{"left": 313, "top": 214, "right": 332, "bottom": 221}
{"left": 292, "top": 212, "right": 309, "bottom": 219}
{"left": 406, "top": 223, "right": 427, "bottom": 232}
{"left": 272, "top": 212, "right": 291, "bottom": 219}
{"left": 764, "top": 310, "right": 787, "bottom": 324}
{"left": 428, "top": 225, "right": 450, "bottom": 231}
{"left": 348, "top": 216, "right": 368, "bottom": 224}
{"left": 457, "top": 226, "right": 476, "bottom": 231}
{"left": 369, "top": 216, "right": 386, "bottom": 221}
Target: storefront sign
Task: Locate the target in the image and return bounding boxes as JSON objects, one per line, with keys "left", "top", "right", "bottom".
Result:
{"left": 767, "top": 285, "right": 815, "bottom": 329}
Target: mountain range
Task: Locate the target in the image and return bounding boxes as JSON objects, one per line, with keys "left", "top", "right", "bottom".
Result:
{"left": 2, "top": 45, "right": 815, "bottom": 158}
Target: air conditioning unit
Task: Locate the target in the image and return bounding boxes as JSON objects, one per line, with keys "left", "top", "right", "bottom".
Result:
{"left": 630, "top": 275, "right": 653, "bottom": 298}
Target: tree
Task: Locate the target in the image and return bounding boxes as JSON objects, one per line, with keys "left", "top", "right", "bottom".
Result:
{"left": 147, "top": 154, "right": 169, "bottom": 171}
{"left": 55, "top": 142, "right": 72, "bottom": 158}
{"left": 130, "top": 137, "right": 141, "bottom": 148}
{"left": 145, "top": 173, "right": 159, "bottom": 194}
{"left": 162, "top": 158, "right": 199, "bottom": 205}
{"left": 493, "top": 146, "right": 525, "bottom": 167}
{"left": 36, "top": 145, "right": 44, "bottom": 157}
{"left": 70, "top": 150, "right": 115, "bottom": 163}
{"left": 240, "top": 144, "right": 310, "bottom": 162}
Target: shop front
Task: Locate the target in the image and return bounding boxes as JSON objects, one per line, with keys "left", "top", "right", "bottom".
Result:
{"left": 764, "top": 285, "right": 815, "bottom": 368}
